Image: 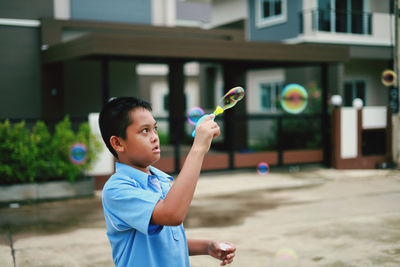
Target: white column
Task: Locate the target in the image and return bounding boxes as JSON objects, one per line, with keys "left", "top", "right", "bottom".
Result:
{"left": 152, "top": 0, "right": 176, "bottom": 26}
{"left": 54, "top": 0, "right": 71, "bottom": 20}
{"left": 340, "top": 108, "right": 358, "bottom": 159}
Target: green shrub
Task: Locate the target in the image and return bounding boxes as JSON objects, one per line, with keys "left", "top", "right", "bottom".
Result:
{"left": 0, "top": 116, "right": 102, "bottom": 185}
{"left": 31, "top": 121, "right": 54, "bottom": 180}
{"left": 0, "top": 120, "right": 35, "bottom": 184}
{"left": 0, "top": 120, "right": 13, "bottom": 182}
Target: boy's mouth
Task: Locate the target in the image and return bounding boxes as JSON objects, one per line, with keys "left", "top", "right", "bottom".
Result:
{"left": 152, "top": 145, "right": 160, "bottom": 153}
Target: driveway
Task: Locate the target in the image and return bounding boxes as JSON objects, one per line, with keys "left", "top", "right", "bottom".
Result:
{"left": 1, "top": 166, "right": 399, "bottom": 267}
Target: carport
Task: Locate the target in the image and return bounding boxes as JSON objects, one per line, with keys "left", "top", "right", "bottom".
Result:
{"left": 40, "top": 19, "right": 349, "bottom": 178}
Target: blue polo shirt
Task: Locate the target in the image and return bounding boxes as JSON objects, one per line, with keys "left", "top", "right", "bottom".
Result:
{"left": 102, "top": 162, "right": 189, "bottom": 267}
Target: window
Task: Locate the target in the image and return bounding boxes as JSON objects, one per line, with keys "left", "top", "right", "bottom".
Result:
{"left": 259, "top": 82, "right": 283, "bottom": 111}
{"left": 256, "top": 0, "right": 287, "bottom": 28}
{"left": 163, "top": 94, "right": 169, "bottom": 112}
{"left": 263, "top": 0, "right": 282, "bottom": 18}
{"left": 317, "top": 0, "right": 370, "bottom": 34}
{"left": 344, "top": 80, "right": 366, "bottom": 106}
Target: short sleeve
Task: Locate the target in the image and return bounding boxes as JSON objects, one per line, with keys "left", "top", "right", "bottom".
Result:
{"left": 103, "top": 181, "right": 163, "bottom": 235}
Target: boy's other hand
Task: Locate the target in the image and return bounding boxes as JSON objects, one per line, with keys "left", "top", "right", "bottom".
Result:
{"left": 207, "top": 241, "right": 236, "bottom": 266}
{"left": 193, "top": 114, "right": 220, "bottom": 154}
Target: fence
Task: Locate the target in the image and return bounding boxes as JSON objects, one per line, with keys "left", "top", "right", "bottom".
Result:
{"left": 153, "top": 113, "right": 326, "bottom": 174}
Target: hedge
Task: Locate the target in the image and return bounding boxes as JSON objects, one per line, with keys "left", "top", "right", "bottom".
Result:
{"left": 0, "top": 116, "right": 102, "bottom": 185}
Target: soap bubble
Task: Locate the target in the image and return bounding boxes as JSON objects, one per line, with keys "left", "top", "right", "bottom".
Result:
{"left": 69, "top": 143, "right": 87, "bottom": 165}
{"left": 271, "top": 248, "right": 299, "bottom": 267}
{"left": 187, "top": 107, "right": 205, "bottom": 125}
{"left": 257, "top": 162, "right": 270, "bottom": 175}
{"left": 280, "top": 84, "right": 308, "bottom": 114}
{"left": 192, "top": 87, "right": 245, "bottom": 137}
{"left": 214, "top": 86, "right": 245, "bottom": 115}
{"left": 381, "top": 69, "right": 396, "bottom": 87}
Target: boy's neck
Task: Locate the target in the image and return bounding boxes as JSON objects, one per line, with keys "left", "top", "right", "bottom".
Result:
{"left": 118, "top": 160, "right": 151, "bottom": 175}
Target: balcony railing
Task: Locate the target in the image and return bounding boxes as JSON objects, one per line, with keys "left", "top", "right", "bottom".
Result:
{"left": 300, "top": 8, "right": 372, "bottom": 35}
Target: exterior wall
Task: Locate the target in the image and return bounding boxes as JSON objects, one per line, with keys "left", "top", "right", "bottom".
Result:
{"left": 248, "top": 0, "right": 302, "bottom": 41}
{"left": 327, "top": 63, "right": 345, "bottom": 95}
{"left": 110, "top": 62, "right": 140, "bottom": 100}
{"left": 63, "top": 60, "right": 102, "bottom": 117}
{"left": 0, "top": 0, "right": 53, "bottom": 119}
{"left": 0, "top": 26, "right": 42, "bottom": 119}
{"left": 343, "top": 59, "right": 389, "bottom": 106}
{"left": 246, "top": 69, "right": 285, "bottom": 113}
{"left": 70, "top": 0, "right": 151, "bottom": 24}
{"left": 369, "top": 0, "right": 390, "bottom": 13}
{"left": 286, "top": 66, "right": 321, "bottom": 89}
{"left": 0, "top": 0, "right": 53, "bottom": 19}
{"left": 210, "top": 0, "right": 247, "bottom": 28}
{"left": 176, "top": 1, "right": 210, "bottom": 27}
{"left": 64, "top": 60, "right": 140, "bottom": 117}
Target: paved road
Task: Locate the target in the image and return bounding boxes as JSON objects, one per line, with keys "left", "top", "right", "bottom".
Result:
{"left": 0, "top": 166, "right": 399, "bottom": 267}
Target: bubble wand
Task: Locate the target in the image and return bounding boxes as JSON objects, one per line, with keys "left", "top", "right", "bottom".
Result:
{"left": 192, "top": 86, "right": 245, "bottom": 137}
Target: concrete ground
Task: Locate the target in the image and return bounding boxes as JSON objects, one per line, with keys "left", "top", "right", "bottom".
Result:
{"left": 0, "top": 165, "right": 399, "bottom": 267}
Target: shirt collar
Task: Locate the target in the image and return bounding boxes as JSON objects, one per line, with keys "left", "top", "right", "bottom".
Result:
{"left": 115, "top": 162, "right": 150, "bottom": 189}
{"left": 149, "top": 166, "right": 174, "bottom": 183}
{"left": 115, "top": 162, "right": 173, "bottom": 188}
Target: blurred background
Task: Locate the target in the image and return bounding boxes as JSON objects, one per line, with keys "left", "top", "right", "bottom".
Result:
{"left": 0, "top": 1, "right": 399, "bottom": 266}
{"left": 0, "top": 0, "right": 399, "bottom": 190}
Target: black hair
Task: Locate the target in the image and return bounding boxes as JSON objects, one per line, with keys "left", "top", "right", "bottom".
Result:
{"left": 99, "top": 97, "right": 152, "bottom": 159}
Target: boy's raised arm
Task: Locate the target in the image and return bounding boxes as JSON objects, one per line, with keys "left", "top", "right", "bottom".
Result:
{"left": 151, "top": 115, "right": 219, "bottom": 226}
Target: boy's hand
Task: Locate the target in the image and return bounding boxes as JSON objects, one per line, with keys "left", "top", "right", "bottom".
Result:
{"left": 208, "top": 241, "right": 236, "bottom": 266}
{"left": 193, "top": 114, "right": 220, "bottom": 154}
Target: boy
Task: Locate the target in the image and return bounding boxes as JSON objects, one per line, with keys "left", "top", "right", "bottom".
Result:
{"left": 99, "top": 97, "right": 236, "bottom": 267}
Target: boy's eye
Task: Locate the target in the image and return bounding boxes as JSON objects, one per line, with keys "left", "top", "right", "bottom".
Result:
{"left": 154, "top": 126, "right": 158, "bottom": 131}
{"left": 142, "top": 128, "right": 149, "bottom": 133}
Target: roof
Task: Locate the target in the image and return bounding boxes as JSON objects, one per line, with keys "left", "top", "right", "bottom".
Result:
{"left": 41, "top": 19, "right": 349, "bottom": 65}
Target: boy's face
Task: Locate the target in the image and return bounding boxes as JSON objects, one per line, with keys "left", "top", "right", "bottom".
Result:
{"left": 118, "top": 108, "right": 160, "bottom": 171}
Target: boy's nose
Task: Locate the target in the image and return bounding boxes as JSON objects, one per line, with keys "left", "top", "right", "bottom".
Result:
{"left": 151, "top": 132, "right": 158, "bottom": 142}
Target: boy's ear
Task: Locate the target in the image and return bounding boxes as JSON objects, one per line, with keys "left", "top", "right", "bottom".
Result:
{"left": 110, "top": 136, "right": 125, "bottom": 153}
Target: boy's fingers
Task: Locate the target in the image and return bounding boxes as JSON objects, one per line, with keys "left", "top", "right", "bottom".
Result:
{"left": 202, "top": 114, "right": 215, "bottom": 122}
{"left": 213, "top": 127, "right": 220, "bottom": 138}
{"left": 220, "top": 252, "right": 235, "bottom": 265}
{"left": 223, "top": 253, "right": 234, "bottom": 260}
{"left": 198, "top": 115, "right": 216, "bottom": 129}
{"left": 200, "top": 116, "right": 219, "bottom": 137}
